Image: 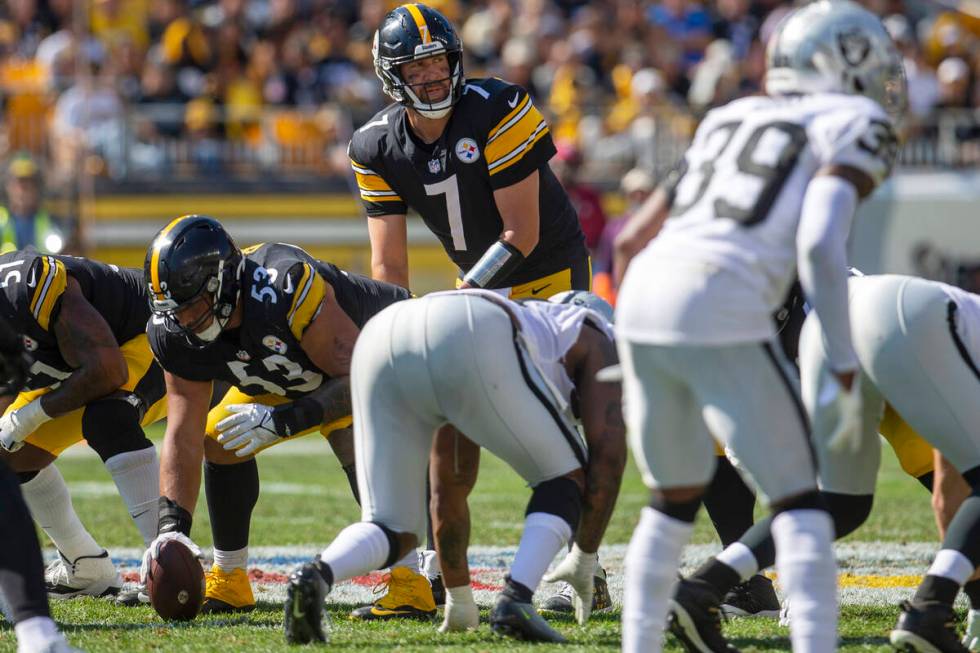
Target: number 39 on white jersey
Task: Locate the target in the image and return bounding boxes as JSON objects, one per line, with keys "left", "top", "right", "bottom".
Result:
{"left": 616, "top": 92, "right": 897, "bottom": 346}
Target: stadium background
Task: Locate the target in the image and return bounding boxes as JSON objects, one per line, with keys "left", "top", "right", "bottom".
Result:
{"left": 0, "top": 0, "right": 978, "bottom": 297}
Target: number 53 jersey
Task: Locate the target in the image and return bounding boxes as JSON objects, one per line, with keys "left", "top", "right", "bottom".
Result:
{"left": 148, "top": 243, "right": 411, "bottom": 398}
{"left": 617, "top": 92, "right": 898, "bottom": 345}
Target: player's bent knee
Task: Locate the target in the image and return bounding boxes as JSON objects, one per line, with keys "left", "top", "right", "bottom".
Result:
{"left": 203, "top": 436, "right": 247, "bottom": 464}
{"left": 82, "top": 395, "right": 152, "bottom": 462}
{"left": 823, "top": 491, "right": 874, "bottom": 538}
{"left": 526, "top": 476, "right": 583, "bottom": 532}
{"left": 649, "top": 490, "right": 703, "bottom": 523}
{"left": 4, "top": 446, "right": 55, "bottom": 473}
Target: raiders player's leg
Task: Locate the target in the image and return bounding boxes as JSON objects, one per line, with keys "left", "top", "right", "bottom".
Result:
{"left": 0, "top": 458, "right": 76, "bottom": 652}
{"left": 2, "top": 393, "right": 122, "bottom": 599}
{"left": 682, "top": 341, "right": 836, "bottom": 653}
{"left": 427, "top": 294, "right": 587, "bottom": 641}
{"left": 285, "top": 299, "right": 444, "bottom": 643}
{"left": 616, "top": 338, "right": 717, "bottom": 653}
{"left": 847, "top": 277, "right": 980, "bottom": 650}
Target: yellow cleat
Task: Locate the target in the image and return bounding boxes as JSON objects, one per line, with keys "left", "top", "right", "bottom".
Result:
{"left": 350, "top": 567, "right": 437, "bottom": 621}
{"left": 201, "top": 565, "right": 255, "bottom": 614}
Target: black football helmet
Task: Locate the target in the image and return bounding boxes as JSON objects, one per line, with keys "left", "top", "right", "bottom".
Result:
{"left": 144, "top": 215, "right": 243, "bottom": 347}
{"left": 373, "top": 3, "right": 464, "bottom": 118}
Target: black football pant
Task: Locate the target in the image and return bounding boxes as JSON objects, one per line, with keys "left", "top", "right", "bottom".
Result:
{"left": 0, "top": 458, "right": 50, "bottom": 623}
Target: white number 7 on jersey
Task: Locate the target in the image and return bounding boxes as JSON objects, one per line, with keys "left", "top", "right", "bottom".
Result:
{"left": 424, "top": 175, "right": 467, "bottom": 251}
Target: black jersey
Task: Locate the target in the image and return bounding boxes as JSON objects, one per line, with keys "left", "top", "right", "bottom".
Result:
{"left": 149, "top": 243, "right": 410, "bottom": 399}
{"left": 0, "top": 250, "right": 149, "bottom": 390}
{"left": 349, "top": 77, "right": 587, "bottom": 286}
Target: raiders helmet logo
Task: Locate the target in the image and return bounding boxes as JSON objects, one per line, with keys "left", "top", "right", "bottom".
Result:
{"left": 837, "top": 27, "right": 871, "bottom": 67}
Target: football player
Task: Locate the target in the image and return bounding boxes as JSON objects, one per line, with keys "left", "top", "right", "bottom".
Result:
{"left": 141, "top": 215, "right": 410, "bottom": 614}
{"left": 613, "top": 1, "right": 905, "bottom": 651}
{"left": 0, "top": 313, "right": 80, "bottom": 653}
{"left": 800, "top": 274, "right": 980, "bottom": 653}
{"left": 350, "top": 2, "right": 601, "bottom": 620}
{"left": 0, "top": 250, "right": 164, "bottom": 600}
{"left": 283, "top": 290, "right": 625, "bottom": 644}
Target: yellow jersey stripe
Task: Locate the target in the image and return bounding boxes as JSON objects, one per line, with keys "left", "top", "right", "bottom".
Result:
{"left": 287, "top": 265, "right": 327, "bottom": 340}
{"left": 354, "top": 170, "right": 395, "bottom": 193}
{"left": 150, "top": 215, "right": 191, "bottom": 298}
{"left": 32, "top": 258, "right": 67, "bottom": 331}
{"left": 488, "top": 95, "right": 530, "bottom": 141}
{"left": 488, "top": 123, "right": 549, "bottom": 176}
{"left": 349, "top": 158, "right": 376, "bottom": 176}
{"left": 360, "top": 193, "right": 403, "bottom": 203}
{"left": 404, "top": 4, "right": 432, "bottom": 44}
{"left": 28, "top": 256, "right": 50, "bottom": 317}
{"left": 485, "top": 106, "right": 545, "bottom": 165}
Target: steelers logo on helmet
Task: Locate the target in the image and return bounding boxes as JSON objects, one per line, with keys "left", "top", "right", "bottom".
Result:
{"left": 373, "top": 4, "right": 465, "bottom": 119}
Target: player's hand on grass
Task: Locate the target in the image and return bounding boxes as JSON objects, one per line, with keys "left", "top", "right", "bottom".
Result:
{"left": 439, "top": 585, "right": 479, "bottom": 633}
{"left": 543, "top": 544, "right": 597, "bottom": 625}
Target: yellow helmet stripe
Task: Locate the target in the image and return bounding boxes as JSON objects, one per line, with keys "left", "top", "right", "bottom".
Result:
{"left": 150, "top": 215, "right": 191, "bottom": 298}
{"left": 403, "top": 4, "right": 432, "bottom": 44}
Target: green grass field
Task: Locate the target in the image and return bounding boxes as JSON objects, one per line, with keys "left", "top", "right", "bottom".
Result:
{"left": 0, "top": 425, "right": 946, "bottom": 652}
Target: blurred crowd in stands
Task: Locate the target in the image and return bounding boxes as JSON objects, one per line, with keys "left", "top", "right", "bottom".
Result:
{"left": 0, "top": 0, "right": 978, "bottom": 262}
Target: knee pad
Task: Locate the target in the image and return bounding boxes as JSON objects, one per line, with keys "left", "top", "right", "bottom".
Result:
{"left": 369, "top": 521, "right": 405, "bottom": 569}
{"left": 82, "top": 395, "right": 152, "bottom": 462}
{"left": 823, "top": 492, "right": 873, "bottom": 538}
{"left": 649, "top": 493, "right": 702, "bottom": 523}
{"left": 526, "top": 476, "right": 582, "bottom": 533}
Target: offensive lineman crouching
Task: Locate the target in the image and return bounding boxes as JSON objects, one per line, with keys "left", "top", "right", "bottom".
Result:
{"left": 284, "top": 290, "right": 626, "bottom": 644}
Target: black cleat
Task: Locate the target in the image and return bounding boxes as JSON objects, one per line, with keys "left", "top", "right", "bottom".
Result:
{"left": 541, "top": 567, "right": 613, "bottom": 614}
{"left": 284, "top": 561, "right": 330, "bottom": 644}
{"left": 890, "top": 600, "right": 969, "bottom": 653}
{"left": 669, "top": 578, "right": 741, "bottom": 653}
{"left": 490, "top": 594, "right": 567, "bottom": 643}
{"left": 721, "top": 574, "right": 781, "bottom": 618}
{"left": 430, "top": 573, "right": 446, "bottom": 607}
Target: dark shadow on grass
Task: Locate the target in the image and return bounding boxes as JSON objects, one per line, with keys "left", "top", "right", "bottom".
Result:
{"left": 728, "top": 635, "right": 890, "bottom": 649}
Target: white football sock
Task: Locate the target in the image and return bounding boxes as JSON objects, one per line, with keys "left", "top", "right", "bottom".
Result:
{"left": 21, "top": 465, "right": 103, "bottom": 561}
{"left": 320, "top": 522, "right": 394, "bottom": 582}
{"left": 772, "top": 509, "right": 837, "bottom": 653}
{"left": 392, "top": 549, "right": 420, "bottom": 574}
{"left": 717, "top": 542, "right": 760, "bottom": 581}
{"left": 15, "top": 616, "right": 62, "bottom": 653}
{"left": 214, "top": 546, "right": 249, "bottom": 572}
{"left": 927, "top": 549, "right": 975, "bottom": 586}
{"left": 420, "top": 549, "right": 441, "bottom": 578}
{"left": 623, "top": 507, "right": 693, "bottom": 653}
{"left": 104, "top": 446, "right": 159, "bottom": 547}
{"left": 509, "top": 512, "right": 572, "bottom": 592}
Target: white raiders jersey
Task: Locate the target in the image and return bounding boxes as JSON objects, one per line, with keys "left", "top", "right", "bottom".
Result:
{"left": 617, "top": 92, "right": 898, "bottom": 345}
{"left": 429, "top": 289, "right": 614, "bottom": 418}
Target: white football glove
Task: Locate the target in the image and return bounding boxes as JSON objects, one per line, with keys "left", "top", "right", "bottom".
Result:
{"left": 543, "top": 544, "right": 598, "bottom": 625}
{"left": 438, "top": 585, "right": 479, "bottom": 633}
{"left": 826, "top": 371, "right": 864, "bottom": 454}
{"left": 964, "top": 608, "right": 980, "bottom": 652}
{"left": 139, "top": 531, "right": 204, "bottom": 584}
{"left": 216, "top": 403, "right": 280, "bottom": 457}
{"left": 0, "top": 400, "right": 52, "bottom": 453}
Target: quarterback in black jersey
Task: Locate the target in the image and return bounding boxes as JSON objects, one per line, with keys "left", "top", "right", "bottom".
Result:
{"left": 143, "top": 215, "right": 410, "bottom": 615}
{"left": 348, "top": 3, "right": 601, "bottom": 623}
{"left": 0, "top": 250, "right": 165, "bottom": 599}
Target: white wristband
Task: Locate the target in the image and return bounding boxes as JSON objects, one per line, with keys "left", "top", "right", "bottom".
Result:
{"left": 445, "top": 584, "right": 476, "bottom": 606}
{"left": 18, "top": 399, "right": 52, "bottom": 432}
